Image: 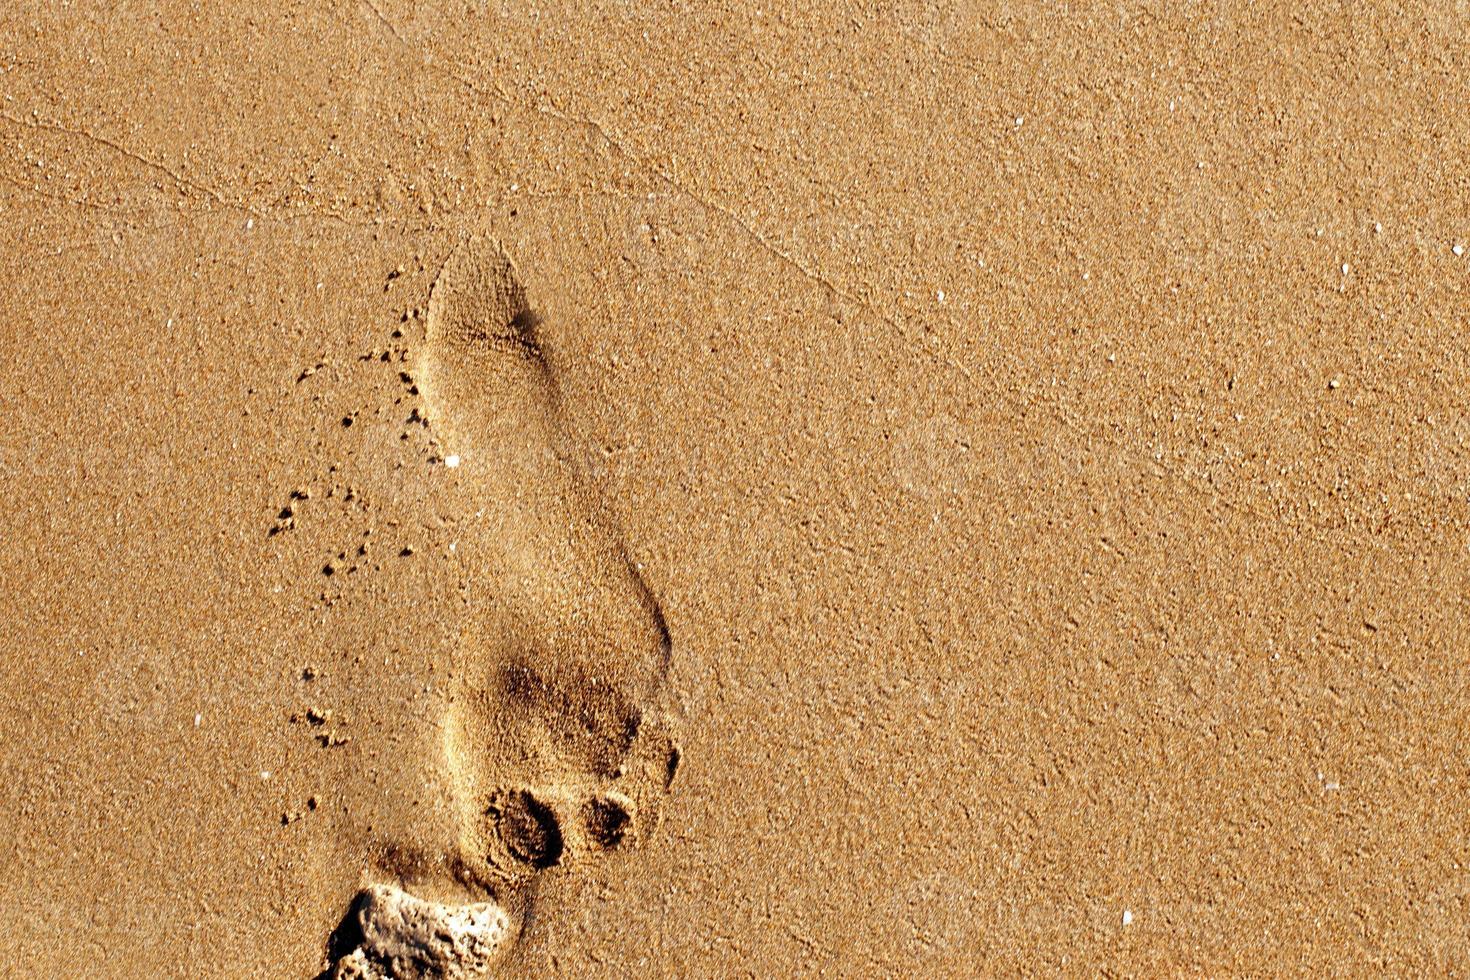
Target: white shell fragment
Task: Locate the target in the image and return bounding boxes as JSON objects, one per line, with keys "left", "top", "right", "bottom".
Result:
{"left": 331, "top": 884, "right": 513, "bottom": 979}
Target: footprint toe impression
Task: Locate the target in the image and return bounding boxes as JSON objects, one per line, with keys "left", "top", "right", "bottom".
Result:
{"left": 583, "top": 792, "right": 634, "bottom": 850}
{"left": 491, "top": 788, "right": 565, "bottom": 870}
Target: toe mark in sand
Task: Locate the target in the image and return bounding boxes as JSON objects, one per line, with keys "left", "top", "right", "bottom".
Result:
{"left": 584, "top": 793, "right": 633, "bottom": 849}
{"left": 490, "top": 788, "right": 564, "bottom": 870}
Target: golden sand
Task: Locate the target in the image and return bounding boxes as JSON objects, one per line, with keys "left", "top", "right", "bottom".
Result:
{"left": 3, "top": 2, "right": 1469, "bottom": 975}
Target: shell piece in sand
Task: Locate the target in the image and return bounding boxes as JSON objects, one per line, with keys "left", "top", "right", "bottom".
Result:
{"left": 331, "top": 884, "right": 513, "bottom": 979}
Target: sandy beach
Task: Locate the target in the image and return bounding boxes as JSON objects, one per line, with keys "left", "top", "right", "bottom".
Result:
{"left": 3, "top": 2, "right": 1469, "bottom": 976}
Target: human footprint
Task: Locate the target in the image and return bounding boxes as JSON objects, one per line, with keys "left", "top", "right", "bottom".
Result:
{"left": 326, "top": 234, "right": 680, "bottom": 977}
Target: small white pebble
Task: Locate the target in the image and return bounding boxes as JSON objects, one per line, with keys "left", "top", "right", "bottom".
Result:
{"left": 1122, "top": 909, "right": 1134, "bottom": 926}
{"left": 1373, "top": 221, "right": 1382, "bottom": 234}
{"left": 1325, "top": 781, "right": 1341, "bottom": 791}
{"left": 444, "top": 454, "right": 460, "bottom": 468}
{"left": 194, "top": 713, "right": 202, "bottom": 727}
{"left": 936, "top": 289, "right": 945, "bottom": 303}
{"left": 1014, "top": 116, "right": 1023, "bottom": 127}
{"left": 1454, "top": 243, "right": 1465, "bottom": 257}
{"left": 1341, "top": 263, "right": 1350, "bottom": 275}
{"left": 246, "top": 217, "right": 254, "bottom": 230}
{"left": 260, "top": 770, "right": 272, "bottom": 780}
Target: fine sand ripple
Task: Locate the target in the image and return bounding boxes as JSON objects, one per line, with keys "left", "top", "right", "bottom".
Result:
{"left": 328, "top": 236, "right": 680, "bottom": 977}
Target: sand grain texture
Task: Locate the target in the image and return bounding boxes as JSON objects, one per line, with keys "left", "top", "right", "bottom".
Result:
{"left": 3, "top": 1, "right": 1470, "bottom": 976}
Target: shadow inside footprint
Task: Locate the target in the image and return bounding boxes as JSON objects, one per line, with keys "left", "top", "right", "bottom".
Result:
{"left": 498, "top": 659, "right": 645, "bottom": 779}
{"left": 490, "top": 789, "right": 564, "bottom": 870}
{"left": 583, "top": 794, "right": 633, "bottom": 849}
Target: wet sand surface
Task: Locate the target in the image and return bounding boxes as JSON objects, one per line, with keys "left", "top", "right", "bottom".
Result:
{"left": 3, "top": 3, "right": 1469, "bottom": 975}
